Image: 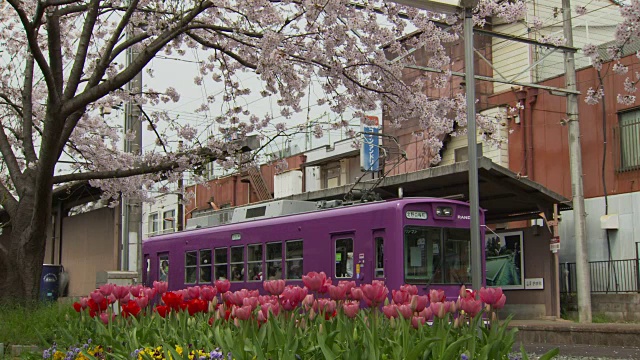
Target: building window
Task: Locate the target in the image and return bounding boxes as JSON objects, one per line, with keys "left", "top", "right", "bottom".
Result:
{"left": 617, "top": 111, "right": 640, "bottom": 171}
{"left": 163, "top": 209, "right": 175, "bottom": 234}
{"left": 148, "top": 213, "right": 159, "bottom": 235}
{"left": 454, "top": 144, "right": 483, "bottom": 163}
{"left": 214, "top": 247, "right": 228, "bottom": 281}
{"left": 200, "top": 249, "right": 212, "bottom": 283}
{"left": 247, "top": 244, "right": 263, "bottom": 281}
{"left": 375, "top": 237, "right": 384, "bottom": 278}
{"left": 266, "top": 242, "right": 282, "bottom": 280}
{"left": 230, "top": 246, "right": 244, "bottom": 282}
{"left": 285, "top": 240, "right": 303, "bottom": 280}
{"left": 323, "top": 163, "right": 341, "bottom": 189}
{"left": 185, "top": 251, "right": 197, "bottom": 284}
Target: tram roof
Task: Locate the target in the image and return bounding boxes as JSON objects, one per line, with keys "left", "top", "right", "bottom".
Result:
{"left": 284, "top": 157, "right": 571, "bottom": 224}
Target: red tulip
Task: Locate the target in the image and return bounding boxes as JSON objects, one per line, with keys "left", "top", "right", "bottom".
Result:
{"left": 263, "top": 279, "right": 285, "bottom": 296}
{"left": 342, "top": 301, "right": 360, "bottom": 318}
{"left": 72, "top": 302, "right": 83, "bottom": 312}
{"left": 215, "top": 279, "right": 231, "bottom": 293}
{"left": 155, "top": 305, "right": 170, "bottom": 318}
{"left": 121, "top": 301, "right": 141, "bottom": 317}
{"left": 302, "top": 271, "right": 326, "bottom": 292}
{"left": 187, "top": 298, "right": 208, "bottom": 316}
{"left": 161, "top": 291, "right": 183, "bottom": 311}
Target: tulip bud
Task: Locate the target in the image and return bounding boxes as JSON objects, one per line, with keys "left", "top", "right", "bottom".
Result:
{"left": 454, "top": 316, "right": 461, "bottom": 328}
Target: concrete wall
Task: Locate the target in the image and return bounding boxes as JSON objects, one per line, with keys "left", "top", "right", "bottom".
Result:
{"left": 564, "top": 293, "right": 640, "bottom": 322}
{"left": 498, "top": 226, "right": 559, "bottom": 319}
{"left": 59, "top": 207, "right": 119, "bottom": 297}
{"left": 559, "top": 192, "right": 640, "bottom": 264}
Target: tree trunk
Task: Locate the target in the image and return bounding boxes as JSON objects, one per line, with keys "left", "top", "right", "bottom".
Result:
{"left": 0, "top": 181, "right": 52, "bottom": 302}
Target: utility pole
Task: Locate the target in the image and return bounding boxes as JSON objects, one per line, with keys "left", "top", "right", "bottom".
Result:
{"left": 122, "top": 23, "right": 143, "bottom": 280}
{"left": 562, "top": 0, "right": 592, "bottom": 322}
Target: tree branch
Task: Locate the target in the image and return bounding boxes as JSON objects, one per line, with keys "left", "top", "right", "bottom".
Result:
{"left": 46, "top": 12, "right": 64, "bottom": 99}
{"left": 94, "top": 0, "right": 140, "bottom": 80}
{"left": 186, "top": 32, "right": 257, "bottom": 69}
{"left": 0, "top": 93, "right": 23, "bottom": 118}
{"left": 52, "top": 160, "right": 183, "bottom": 184}
{"left": 0, "top": 123, "right": 24, "bottom": 194}
{"left": 63, "top": 0, "right": 101, "bottom": 100}
{"left": 6, "top": 0, "right": 60, "bottom": 106}
{"left": 0, "top": 179, "right": 18, "bottom": 217}
{"left": 21, "top": 55, "right": 38, "bottom": 163}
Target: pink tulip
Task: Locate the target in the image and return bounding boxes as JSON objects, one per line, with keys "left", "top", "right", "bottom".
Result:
{"left": 112, "top": 285, "right": 130, "bottom": 301}
{"left": 257, "top": 310, "right": 267, "bottom": 323}
{"left": 153, "top": 281, "right": 168, "bottom": 294}
{"left": 263, "top": 279, "right": 285, "bottom": 296}
{"left": 135, "top": 296, "right": 149, "bottom": 309}
{"left": 479, "top": 287, "right": 506, "bottom": 309}
{"left": 430, "top": 301, "right": 452, "bottom": 319}
{"left": 98, "top": 283, "right": 114, "bottom": 296}
{"left": 397, "top": 304, "right": 413, "bottom": 319}
{"left": 362, "top": 281, "right": 388, "bottom": 307}
{"left": 188, "top": 286, "right": 200, "bottom": 300}
{"left": 130, "top": 284, "right": 143, "bottom": 297}
{"left": 412, "top": 316, "right": 426, "bottom": 329}
{"left": 215, "top": 279, "right": 231, "bottom": 293}
{"left": 107, "top": 294, "right": 117, "bottom": 304}
{"left": 382, "top": 304, "right": 399, "bottom": 319}
{"left": 143, "top": 287, "right": 157, "bottom": 299}
{"left": 280, "top": 286, "right": 307, "bottom": 310}
{"left": 392, "top": 289, "right": 411, "bottom": 305}
{"left": 429, "top": 289, "right": 446, "bottom": 303}
{"left": 410, "top": 295, "right": 428, "bottom": 313}
{"left": 261, "top": 302, "right": 280, "bottom": 318}
{"left": 90, "top": 290, "right": 105, "bottom": 305}
{"left": 459, "top": 297, "right": 482, "bottom": 317}
{"left": 318, "top": 278, "right": 332, "bottom": 294}
{"left": 232, "top": 304, "right": 253, "bottom": 320}
{"left": 302, "top": 271, "right": 326, "bottom": 292}
{"left": 342, "top": 301, "right": 360, "bottom": 318}
{"left": 419, "top": 307, "right": 433, "bottom": 320}
{"left": 400, "top": 284, "right": 418, "bottom": 295}
{"left": 243, "top": 296, "right": 259, "bottom": 310}
{"left": 200, "top": 286, "right": 217, "bottom": 301}
{"left": 226, "top": 289, "right": 251, "bottom": 306}
{"left": 99, "top": 312, "right": 115, "bottom": 324}
{"left": 338, "top": 281, "right": 356, "bottom": 295}
{"left": 328, "top": 285, "right": 347, "bottom": 301}
{"left": 79, "top": 297, "right": 89, "bottom": 309}
{"left": 317, "top": 299, "right": 337, "bottom": 314}
{"left": 350, "top": 287, "right": 363, "bottom": 301}
{"left": 302, "top": 294, "right": 315, "bottom": 310}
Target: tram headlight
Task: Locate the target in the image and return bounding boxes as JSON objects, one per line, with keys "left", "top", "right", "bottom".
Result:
{"left": 436, "top": 206, "right": 453, "bottom": 217}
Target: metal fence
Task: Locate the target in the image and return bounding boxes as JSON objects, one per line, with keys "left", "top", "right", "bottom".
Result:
{"left": 560, "top": 258, "right": 640, "bottom": 293}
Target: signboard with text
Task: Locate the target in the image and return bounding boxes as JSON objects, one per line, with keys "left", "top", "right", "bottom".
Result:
{"left": 360, "top": 116, "right": 380, "bottom": 172}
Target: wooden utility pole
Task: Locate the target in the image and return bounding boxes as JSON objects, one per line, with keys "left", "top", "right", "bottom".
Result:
{"left": 562, "top": 0, "right": 592, "bottom": 322}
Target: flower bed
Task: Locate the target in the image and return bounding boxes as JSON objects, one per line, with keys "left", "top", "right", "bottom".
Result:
{"left": 49, "top": 272, "right": 557, "bottom": 360}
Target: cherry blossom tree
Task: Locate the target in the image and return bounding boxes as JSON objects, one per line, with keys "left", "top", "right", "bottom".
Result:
{"left": 0, "top": 0, "right": 524, "bottom": 301}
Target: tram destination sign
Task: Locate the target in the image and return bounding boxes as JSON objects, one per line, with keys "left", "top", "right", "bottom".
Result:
{"left": 406, "top": 211, "right": 428, "bottom": 220}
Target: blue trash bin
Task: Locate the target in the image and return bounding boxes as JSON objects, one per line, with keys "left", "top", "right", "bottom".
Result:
{"left": 40, "top": 264, "right": 63, "bottom": 301}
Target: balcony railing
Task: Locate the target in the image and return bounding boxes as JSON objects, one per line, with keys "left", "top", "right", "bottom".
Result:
{"left": 560, "top": 258, "right": 640, "bottom": 294}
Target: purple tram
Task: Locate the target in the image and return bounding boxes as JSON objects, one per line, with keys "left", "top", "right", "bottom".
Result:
{"left": 142, "top": 197, "right": 485, "bottom": 298}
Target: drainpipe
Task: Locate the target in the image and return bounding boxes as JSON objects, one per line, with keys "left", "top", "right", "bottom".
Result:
{"left": 526, "top": 88, "right": 539, "bottom": 180}
{"left": 232, "top": 175, "right": 238, "bottom": 206}
{"left": 514, "top": 90, "right": 527, "bottom": 175}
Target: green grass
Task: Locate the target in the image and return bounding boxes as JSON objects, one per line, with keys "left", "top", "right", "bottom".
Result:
{"left": 0, "top": 300, "right": 76, "bottom": 348}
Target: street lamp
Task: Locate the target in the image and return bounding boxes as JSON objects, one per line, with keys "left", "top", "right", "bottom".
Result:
{"left": 390, "top": 0, "right": 482, "bottom": 293}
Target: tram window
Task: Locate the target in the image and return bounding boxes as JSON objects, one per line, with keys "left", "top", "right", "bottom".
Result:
{"left": 266, "top": 242, "right": 283, "bottom": 280}
{"left": 375, "top": 237, "right": 384, "bottom": 278}
{"left": 200, "top": 249, "right": 212, "bottom": 283}
{"left": 403, "top": 226, "right": 442, "bottom": 284}
{"left": 230, "top": 246, "right": 245, "bottom": 282}
{"left": 214, "top": 247, "right": 228, "bottom": 281}
{"left": 185, "top": 251, "right": 197, "bottom": 284}
{"left": 443, "top": 229, "right": 471, "bottom": 284}
{"left": 248, "top": 244, "right": 263, "bottom": 281}
{"left": 335, "top": 238, "right": 353, "bottom": 279}
{"left": 159, "top": 255, "right": 169, "bottom": 282}
{"left": 285, "top": 240, "right": 303, "bottom": 280}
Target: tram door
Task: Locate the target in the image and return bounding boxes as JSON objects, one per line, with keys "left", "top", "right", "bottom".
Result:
{"left": 332, "top": 232, "right": 373, "bottom": 283}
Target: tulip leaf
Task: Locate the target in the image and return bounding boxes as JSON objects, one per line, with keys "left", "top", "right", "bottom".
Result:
{"left": 538, "top": 347, "right": 560, "bottom": 360}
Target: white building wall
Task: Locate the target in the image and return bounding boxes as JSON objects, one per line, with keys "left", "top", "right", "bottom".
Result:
{"left": 559, "top": 192, "right": 640, "bottom": 264}
{"left": 141, "top": 193, "right": 179, "bottom": 240}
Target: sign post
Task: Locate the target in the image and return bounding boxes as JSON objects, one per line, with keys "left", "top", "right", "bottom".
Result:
{"left": 360, "top": 116, "right": 380, "bottom": 172}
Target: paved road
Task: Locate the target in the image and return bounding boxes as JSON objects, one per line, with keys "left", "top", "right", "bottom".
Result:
{"left": 517, "top": 343, "right": 640, "bottom": 359}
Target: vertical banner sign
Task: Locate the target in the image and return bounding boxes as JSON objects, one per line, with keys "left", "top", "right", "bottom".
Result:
{"left": 360, "top": 116, "right": 380, "bottom": 172}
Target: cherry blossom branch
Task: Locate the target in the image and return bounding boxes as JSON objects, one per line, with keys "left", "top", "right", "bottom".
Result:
{"left": 21, "top": 56, "right": 37, "bottom": 164}
{"left": 0, "top": 94, "right": 23, "bottom": 118}
{"left": 186, "top": 32, "right": 258, "bottom": 69}
{"left": 6, "top": 0, "right": 60, "bottom": 106}
{"left": 62, "top": 0, "right": 101, "bottom": 101}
